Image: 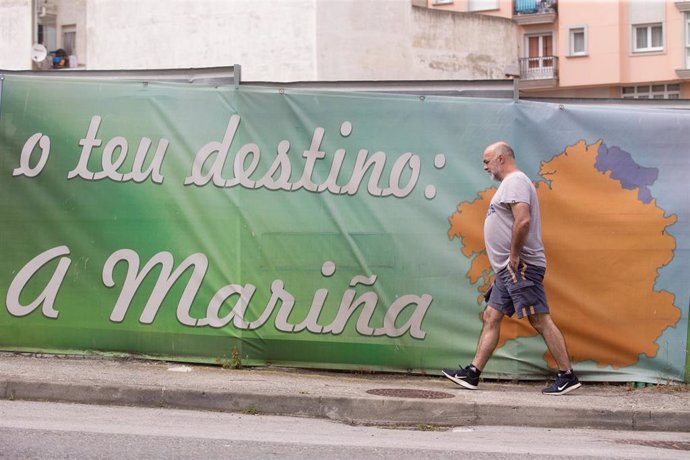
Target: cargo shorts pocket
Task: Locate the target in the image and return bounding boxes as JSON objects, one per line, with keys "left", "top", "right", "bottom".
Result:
{"left": 498, "top": 269, "right": 539, "bottom": 309}
{"left": 507, "top": 280, "right": 537, "bottom": 305}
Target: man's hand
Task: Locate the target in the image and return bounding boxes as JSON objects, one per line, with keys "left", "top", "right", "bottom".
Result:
{"left": 508, "top": 253, "right": 521, "bottom": 273}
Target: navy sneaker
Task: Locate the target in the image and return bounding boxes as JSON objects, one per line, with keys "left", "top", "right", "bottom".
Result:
{"left": 542, "top": 371, "right": 581, "bottom": 395}
{"left": 442, "top": 365, "right": 479, "bottom": 390}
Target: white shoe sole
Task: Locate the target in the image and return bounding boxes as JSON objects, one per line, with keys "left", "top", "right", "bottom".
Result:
{"left": 543, "top": 382, "right": 582, "bottom": 395}
{"left": 442, "top": 370, "right": 478, "bottom": 390}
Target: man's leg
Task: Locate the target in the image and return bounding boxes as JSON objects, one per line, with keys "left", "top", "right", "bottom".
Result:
{"left": 442, "top": 305, "right": 505, "bottom": 389}
{"left": 528, "top": 313, "right": 571, "bottom": 370}
{"left": 443, "top": 272, "right": 512, "bottom": 389}
{"left": 471, "top": 306, "right": 505, "bottom": 370}
{"left": 530, "top": 313, "right": 582, "bottom": 395}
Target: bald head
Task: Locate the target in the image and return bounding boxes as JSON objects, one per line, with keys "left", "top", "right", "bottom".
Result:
{"left": 483, "top": 141, "right": 518, "bottom": 181}
{"left": 486, "top": 141, "right": 515, "bottom": 160}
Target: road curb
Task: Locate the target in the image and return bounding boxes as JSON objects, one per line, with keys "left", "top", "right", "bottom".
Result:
{"left": 2, "top": 378, "right": 689, "bottom": 432}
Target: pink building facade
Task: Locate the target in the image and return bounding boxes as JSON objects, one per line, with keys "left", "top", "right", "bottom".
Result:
{"left": 426, "top": 0, "right": 690, "bottom": 99}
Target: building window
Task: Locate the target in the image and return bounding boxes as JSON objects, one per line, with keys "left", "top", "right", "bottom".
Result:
{"left": 62, "top": 25, "right": 76, "bottom": 56}
{"left": 621, "top": 84, "right": 680, "bottom": 99}
{"left": 632, "top": 23, "right": 663, "bottom": 52}
{"left": 520, "top": 33, "right": 555, "bottom": 79}
{"left": 569, "top": 27, "right": 587, "bottom": 56}
{"left": 38, "top": 23, "right": 57, "bottom": 52}
{"left": 526, "top": 33, "right": 553, "bottom": 66}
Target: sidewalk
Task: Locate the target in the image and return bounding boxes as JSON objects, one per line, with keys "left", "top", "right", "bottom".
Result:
{"left": 1, "top": 352, "right": 688, "bottom": 432}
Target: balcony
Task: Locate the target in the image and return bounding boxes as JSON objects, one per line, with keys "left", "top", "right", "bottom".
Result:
{"left": 675, "top": 2, "right": 690, "bottom": 13}
{"left": 518, "top": 56, "right": 558, "bottom": 88}
{"left": 513, "top": 0, "right": 557, "bottom": 25}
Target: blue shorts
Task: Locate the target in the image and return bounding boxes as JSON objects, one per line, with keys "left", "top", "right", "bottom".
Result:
{"left": 486, "top": 262, "right": 550, "bottom": 319}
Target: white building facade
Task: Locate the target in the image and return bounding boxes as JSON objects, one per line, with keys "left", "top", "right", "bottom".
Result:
{"left": 0, "top": 0, "right": 33, "bottom": 70}
{"left": 1, "top": 0, "right": 517, "bottom": 81}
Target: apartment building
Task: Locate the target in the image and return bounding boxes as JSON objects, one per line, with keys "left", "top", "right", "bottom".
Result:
{"left": 427, "top": 0, "right": 690, "bottom": 99}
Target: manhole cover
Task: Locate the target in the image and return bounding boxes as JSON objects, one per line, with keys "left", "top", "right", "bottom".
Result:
{"left": 366, "top": 388, "right": 454, "bottom": 399}
{"left": 619, "top": 440, "right": 690, "bottom": 451}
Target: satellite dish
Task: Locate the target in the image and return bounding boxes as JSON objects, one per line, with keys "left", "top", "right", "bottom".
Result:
{"left": 31, "top": 44, "right": 48, "bottom": 63}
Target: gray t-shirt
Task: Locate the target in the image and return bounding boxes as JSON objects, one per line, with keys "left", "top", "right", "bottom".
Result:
{"left": 483, "top": 170, "right": 546, "bottom": 271}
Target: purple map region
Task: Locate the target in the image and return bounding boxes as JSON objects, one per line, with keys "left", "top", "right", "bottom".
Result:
{"left": 595, "top": 144, "right": 658, "bottom": 204}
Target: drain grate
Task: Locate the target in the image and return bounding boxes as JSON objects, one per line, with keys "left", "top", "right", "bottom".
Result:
{"left": 619, "top": 440, "right": 690, "bottom": 451}
{"left": 366, "top": 388, "right": 454, "bottom": 399}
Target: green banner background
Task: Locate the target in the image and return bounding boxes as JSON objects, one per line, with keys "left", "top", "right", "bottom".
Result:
{"left": 1, "top": 75, "right": 688, "bottom": 383}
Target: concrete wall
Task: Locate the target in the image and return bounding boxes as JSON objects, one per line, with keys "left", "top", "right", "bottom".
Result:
{"left": 407, "top": 6, "right": 516, "bottom": 79}
{"left": 0, "top": 0, "right": 32, "bottom": 70}
{"left": 85, "top": 0, "right": 317, "bottom": 80}
{"left": 316, "top": 1, "right": 516, "bottom": 80}
{"left": 1, "top": 0, "right": 517, "bottom": 81}
{"left": 86, "top": 0, "right": 516, "bottom": 81}
{"left": 315, "top": 0, "right": 414, "bottom": 80}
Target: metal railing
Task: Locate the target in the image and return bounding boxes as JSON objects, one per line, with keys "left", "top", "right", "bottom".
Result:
{"left": 519, "top": 56, "right": 558, "bottom": 80}
{"left": 515, "top": 0, "right": 557, "bottom": 15}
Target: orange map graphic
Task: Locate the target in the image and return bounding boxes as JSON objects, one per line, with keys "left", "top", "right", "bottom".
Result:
{"left": 448, "top": 140, "right": 680, "bottom": 369}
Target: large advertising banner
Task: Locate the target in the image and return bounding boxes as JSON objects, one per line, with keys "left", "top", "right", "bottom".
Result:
{"left": 0, "top": 74, "right": 688, "bottom": 383}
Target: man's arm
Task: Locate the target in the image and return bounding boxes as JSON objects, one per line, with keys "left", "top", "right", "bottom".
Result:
{"left": 509, "top": 202, "right": 531, "bottom": 272}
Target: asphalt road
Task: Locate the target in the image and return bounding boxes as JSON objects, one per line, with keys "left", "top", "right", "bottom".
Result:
{"left": 1, "top": 400, "right": 690, "bottom": 459}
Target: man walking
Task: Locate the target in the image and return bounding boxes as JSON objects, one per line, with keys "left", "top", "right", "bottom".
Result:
{"left": 443, "top": 141, "right": 581, "bottom": 395}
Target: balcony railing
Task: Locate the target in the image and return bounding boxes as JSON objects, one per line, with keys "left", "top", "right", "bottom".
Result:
{"left": 513, "top": 0, "right": 557, "bottom": 24}
{"left": 515, "top": 0, "right": 557, "bottom": 14}
{"left": 519, "top": 56, "right": 558, "bottom": 80}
